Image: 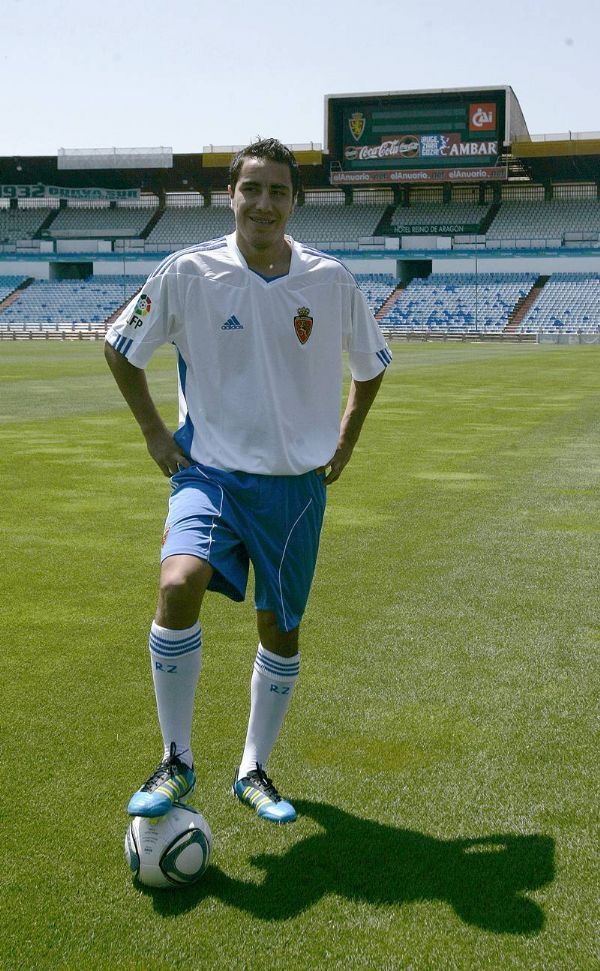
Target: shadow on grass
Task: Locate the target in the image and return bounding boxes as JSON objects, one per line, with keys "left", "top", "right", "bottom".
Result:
{"left": 146, "top": 800, "right": 555, "bottom": 933}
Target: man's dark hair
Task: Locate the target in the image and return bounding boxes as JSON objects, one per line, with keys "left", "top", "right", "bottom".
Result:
{"left": 229, "top": 138, "right": 300, "bottom": 199}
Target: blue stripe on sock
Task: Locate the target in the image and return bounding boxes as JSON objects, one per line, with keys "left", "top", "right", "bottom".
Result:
{"left": 255, "top": 655, "right": 300, "bottom": 678}
{"left": 151, "top": 642, "right": 202, "bottom": 659}
{"left": 256, "top": 657, "right": 299, "bottom": 673}
{"left": 150, "top": 631, "right": 201, "bottom": 650}
{"left": 150, "top": 644, "right": 201, "bottom": 660}
{"left": 149, "top": 629, "right": 202, "bottom": 658}
{"left": 150, "top": 638, "right": 200, "bottom": 651}
{"left": 256, "top": 649, "right": 299, "bottom": 669}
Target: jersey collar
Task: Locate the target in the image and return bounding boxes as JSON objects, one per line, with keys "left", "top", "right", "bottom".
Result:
{"left": 226, "top": 232, "right": 299, "bottom": 282}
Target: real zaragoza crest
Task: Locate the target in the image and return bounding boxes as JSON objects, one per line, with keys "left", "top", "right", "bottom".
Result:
{"left": 349, "top": 111, "right": 366, "bottom": 142}
{"left": 294, "top": 307, "right": 313, "bottom": 345}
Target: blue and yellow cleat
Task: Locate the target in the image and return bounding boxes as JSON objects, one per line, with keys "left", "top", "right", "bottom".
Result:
{"left": 232, "top": 765, "right": 297, "bottom": 824}
{"left": 128, "top": 743, "right": 196, "bottom": 818}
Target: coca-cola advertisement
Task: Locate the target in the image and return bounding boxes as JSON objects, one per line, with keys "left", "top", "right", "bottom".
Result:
{"left": 344, "top": 134, "right": 498, "bottom": 164}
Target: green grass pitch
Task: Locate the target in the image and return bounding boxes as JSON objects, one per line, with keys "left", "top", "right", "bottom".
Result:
{"left": 1, "top": 341, "right": 598, "bottom": 970}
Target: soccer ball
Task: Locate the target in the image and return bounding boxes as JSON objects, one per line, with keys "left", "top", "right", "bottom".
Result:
{"left": 125, "top": 803, "right": 212, "bottom": 889}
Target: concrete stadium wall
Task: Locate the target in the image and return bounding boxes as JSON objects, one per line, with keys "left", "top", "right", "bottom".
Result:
{"left": 0, "top": 261, "right": 50, "bottom": 279}
{"left": 1, "top": 251, "right": 599, "bottom": 282}
{"left": 431, "top": 255, "right": 600, "bottom": 274}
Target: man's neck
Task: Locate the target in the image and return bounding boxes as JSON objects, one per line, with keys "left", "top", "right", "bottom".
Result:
{"left": 236, "top": 234, "right": 292, "bottom": 277}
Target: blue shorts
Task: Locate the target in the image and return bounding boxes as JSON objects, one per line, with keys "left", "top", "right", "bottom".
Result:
{"left": 161, "top": 463, "right": 327, "bottom": 632}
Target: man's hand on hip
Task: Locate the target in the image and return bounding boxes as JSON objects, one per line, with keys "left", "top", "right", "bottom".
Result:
{"left": 316, "top": 443, "right": 354, "bottom": 486}
{"left": 145, "top": 425, "right": 192, "bottom": 478}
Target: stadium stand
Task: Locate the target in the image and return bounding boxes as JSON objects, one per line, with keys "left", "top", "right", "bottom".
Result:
{"left": 518, "top": 272, "right": 600, "bottom": 334}
{"left": 0, "top": 271, "right": 396, "bottom": 332}
{"left": 0, "top": 276, "right": 28, "bottom": 301}
{"left": 147, "top": 206, "right": 234, "bottom": 245}
{"left": 391, "top": 202, "right": 490, "bottom": 232}
{"left": 2, "top": 269, "right": 598, "bottom": 339}
{"left": 0, "top": 276, "right": 145, "bottom": 329}
{"left": 379, "top": 273, "right": 538, "bottom": 334}
{"left": 47, "top": 206, "right": 156, "bottom": 238}
{"left": 0, "top": 207, "right": 55, "bottom": 242}
{"left": 354, "top": 274, "right": 398, "bottom": 314}
{"left": 3, "top": 197, "right": 600, "bottom": 252}
{"left": 0, "top": 191, "right": 598, "bottom": 341}
{"left": 146, "top": 202, "right": 388, "bottom": 248}
{"left": 486, "top": 199, "right": 600, "bottom": 241}
{"left": 285, "top": 204, "right": 387, "bottom": 243}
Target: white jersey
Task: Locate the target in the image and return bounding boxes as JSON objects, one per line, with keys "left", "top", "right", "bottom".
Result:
{"left": 106, "top": 233, "right": 392, "bottom": 475}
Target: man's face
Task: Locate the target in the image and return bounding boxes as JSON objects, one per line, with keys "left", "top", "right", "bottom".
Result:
{"left": 228, "top": 157, "right": 295, "bottom": 252}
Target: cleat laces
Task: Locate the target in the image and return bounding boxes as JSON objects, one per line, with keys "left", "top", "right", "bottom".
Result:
{"left": 246, "top": 765, "right": 282, "bottom": 803}
{"left": 141, "top": 742, "right": 191, "bottom": 793}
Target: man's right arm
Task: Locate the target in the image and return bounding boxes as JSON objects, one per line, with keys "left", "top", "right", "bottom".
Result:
{"left": 104, "top": 343, "right": 190, "bottom": 477}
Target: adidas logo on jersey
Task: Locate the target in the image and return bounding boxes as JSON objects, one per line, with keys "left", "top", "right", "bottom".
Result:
{"left": 221, "top": 315, "right": 244, "bottom": 331}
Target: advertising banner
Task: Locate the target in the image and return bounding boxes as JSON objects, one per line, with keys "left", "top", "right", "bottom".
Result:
{"left": 469, "top": 103, "right": 497, "bottom": 131}
{"left": 344, "top": 134, "right": 499, "bottom": 163}
{"left": 0, "top": 184, "right": 141, "bottom": 200}
{"left": 330, "top": 166, "right": 508, "bottom": 185}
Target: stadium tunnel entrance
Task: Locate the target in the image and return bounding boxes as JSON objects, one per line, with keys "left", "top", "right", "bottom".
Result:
{"left": 50, "top": 261, "right": 94, "bottom": 280}
{"left": 397, "top": 259, "right": 432, "bottom": 284}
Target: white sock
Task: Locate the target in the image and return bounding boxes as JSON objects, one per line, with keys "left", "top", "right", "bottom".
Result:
{"left": 238, "top": 643, "right": 300, "bottom": 779}
{"left": 149, "top": 621, "right": 202, "bottom": 769}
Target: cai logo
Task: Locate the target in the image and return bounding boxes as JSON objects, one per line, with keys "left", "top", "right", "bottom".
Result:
{"left": 469, "top": 103, "right": 496, "bottom": 132}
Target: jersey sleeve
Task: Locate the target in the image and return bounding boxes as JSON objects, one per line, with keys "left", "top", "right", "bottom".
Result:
{"left": 345, "top": 282, "right": 393, "bottom": 381}
{"left": 105, "top": 269, "right": 179, "bottom": 369}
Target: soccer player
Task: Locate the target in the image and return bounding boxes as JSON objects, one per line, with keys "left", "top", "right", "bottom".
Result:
{"left": 105, "top": 138, "right": 391, "bottom": 824}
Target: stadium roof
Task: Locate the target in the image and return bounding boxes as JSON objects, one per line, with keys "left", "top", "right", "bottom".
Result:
{"left": 512, "top": 134, "right": 600, "bottom": 183}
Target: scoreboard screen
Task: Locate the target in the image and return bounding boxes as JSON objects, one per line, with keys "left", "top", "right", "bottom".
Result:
{"left": 325, "top": 87, "right": 528, "bottom": 185}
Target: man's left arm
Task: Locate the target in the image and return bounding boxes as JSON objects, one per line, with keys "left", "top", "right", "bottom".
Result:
{"left": 319, "top": 370, "right": 385, "bottom": 485}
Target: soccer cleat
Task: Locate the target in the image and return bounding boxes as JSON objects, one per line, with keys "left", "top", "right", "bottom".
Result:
{"left": 232, "top": 765, "right": 297, "bottom": 824}
{"left": 127, "top": 743, "right": 196, "bottom": 818}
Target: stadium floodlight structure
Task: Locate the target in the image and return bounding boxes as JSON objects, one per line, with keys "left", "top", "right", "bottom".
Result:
{"left": 57, "top": 147, "right": 173, "bottom": 170}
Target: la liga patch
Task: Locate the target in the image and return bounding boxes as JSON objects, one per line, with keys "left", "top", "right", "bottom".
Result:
{"left": 134, "top": 293, "right": 152, "bottom": 316}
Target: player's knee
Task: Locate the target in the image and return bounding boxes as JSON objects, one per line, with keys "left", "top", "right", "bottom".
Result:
{"left": 156, "top": 556, "right": 212, "bottom": 626}
{"left": 257, "top": 611, "right": 299, "bottom": 656}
